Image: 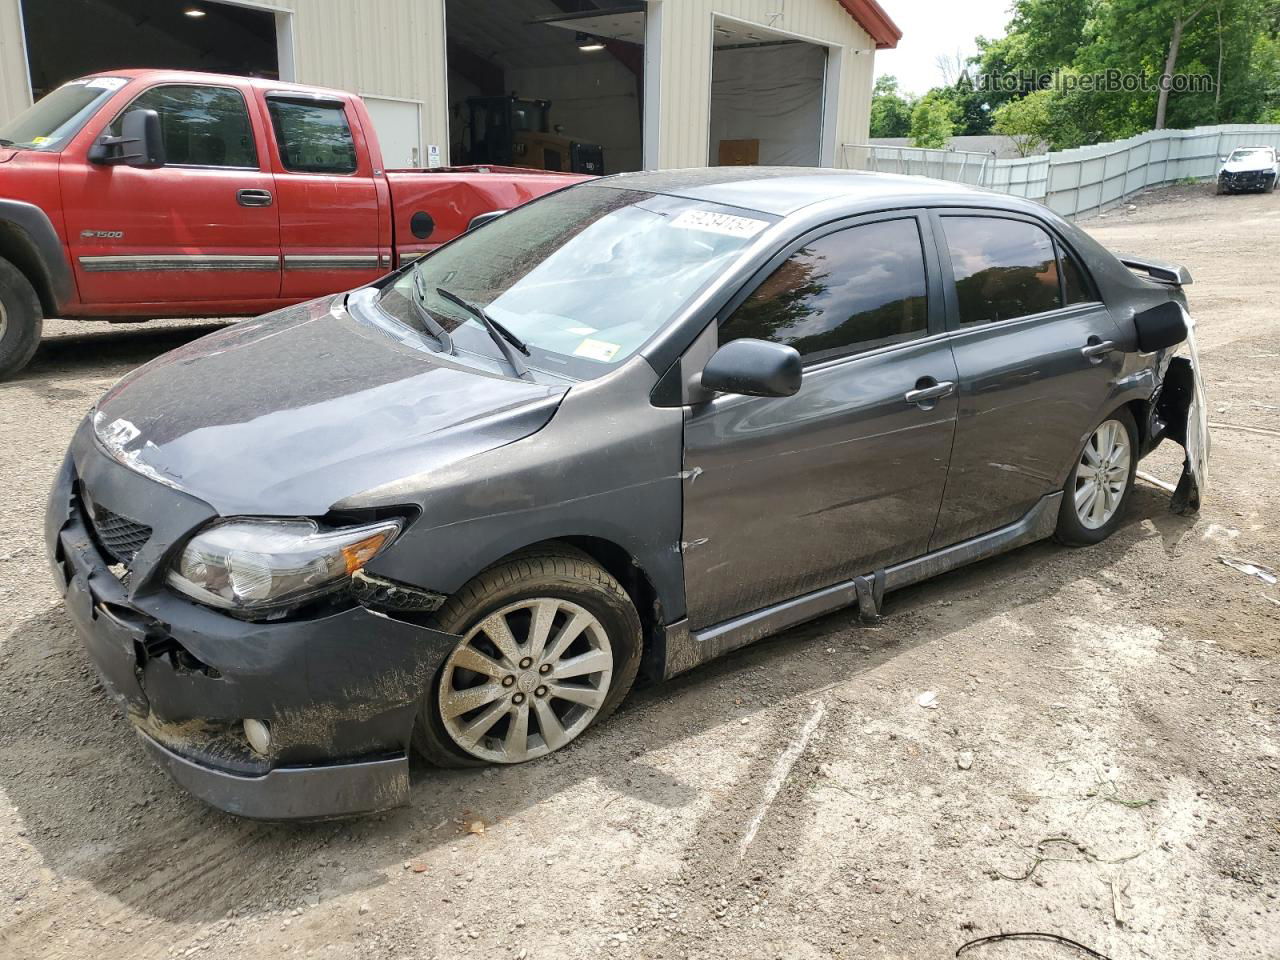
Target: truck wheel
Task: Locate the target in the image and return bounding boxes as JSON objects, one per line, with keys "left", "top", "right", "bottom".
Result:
{"left": 0, "top": 258, "right": 44, "bottom": 379}
{"left": 1054, "top": 408, "right": 1138, "bottom": 547}
{"left": 414, "top": 546, "right": 643, "bottom": 768}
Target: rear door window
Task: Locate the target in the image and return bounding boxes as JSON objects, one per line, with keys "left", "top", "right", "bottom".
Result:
{"left": 722, "top": 218, "right": 929, "bottom": 364}
{"left": 108, "top": 84, "right": 257, "bottom": 168}
{"left": 266, "top": 98, "right": 358, "bottom": 174}
{"left": 941, "top": 216, "right": 1062, "bottom": 325}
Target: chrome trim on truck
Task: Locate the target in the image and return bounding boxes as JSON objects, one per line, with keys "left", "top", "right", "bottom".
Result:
{"left": 283, "top": 255, "right": 382, "bottom": 270}
{"left": 78, "top": 255, "right": 280, "bottom": 273}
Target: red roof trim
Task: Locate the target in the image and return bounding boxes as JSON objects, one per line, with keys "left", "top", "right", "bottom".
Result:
{"left": 838, "top": 0, "right": 902, "bottom": 49}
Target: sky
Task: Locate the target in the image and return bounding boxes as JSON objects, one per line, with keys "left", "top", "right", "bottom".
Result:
{"left": 873, "top": 0, "right": 1016, "bottom": 97}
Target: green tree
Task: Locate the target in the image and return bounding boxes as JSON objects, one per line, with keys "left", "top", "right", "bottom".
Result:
{"left": 1007, "top": 0, "right": 1094, "bottom": 70}
{"left": 910, "top": 94, "right": 958, "bottom": 148}
{"left": 992, "top": 88, "right": 1056, "bottom": 155}
{"left": 869, "top": 75, "right": 915, "bottom": 137}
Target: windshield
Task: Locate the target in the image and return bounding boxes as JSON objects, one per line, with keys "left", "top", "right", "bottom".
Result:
{"left": 382, "top": 184, "right": 773, "bottom": 379}
{"left": 1229, "top": 148, "right": 1272, "bottom": 162}
{"left": 0, "top": 77, "right": 126, "bottom": 150}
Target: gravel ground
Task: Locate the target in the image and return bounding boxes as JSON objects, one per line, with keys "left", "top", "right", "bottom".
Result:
{"left": 1, "top": 182, "right": 1278, "bottom": 960}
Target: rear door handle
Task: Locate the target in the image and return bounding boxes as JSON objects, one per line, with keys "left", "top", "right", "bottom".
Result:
{"left": 1081, "top": 339, "right": 1116, "bottom": 361}
{"left": 904, "top": 380, "right": 956, "bottom": 406}
{"left": 237, "top": 189, "right": 273, "bottom": 207}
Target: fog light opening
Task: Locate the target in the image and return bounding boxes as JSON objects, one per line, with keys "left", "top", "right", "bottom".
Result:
{"left": 243, "top": 718, "right": 272, "bottom": 755}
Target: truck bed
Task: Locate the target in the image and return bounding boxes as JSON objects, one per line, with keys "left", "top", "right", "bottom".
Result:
{"left": 384, "top": 167, "right": 590, "bottom": 258}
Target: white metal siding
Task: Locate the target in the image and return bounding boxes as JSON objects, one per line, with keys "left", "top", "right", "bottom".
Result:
{"left": 0, "top": 0, "right": 452, "bottom": 155}
{"left": 0, "top": 0, "right": 876, "bottom": 170}
{"left": 0, "top": 0, "right": 30, "bottom": 123}
{"left": 651, "top": 0, "right": 876, "bottom": 168}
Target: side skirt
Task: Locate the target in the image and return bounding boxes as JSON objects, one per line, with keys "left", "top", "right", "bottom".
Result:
{"left": 661, "top": 492, "right": 1062, "bottom": 679}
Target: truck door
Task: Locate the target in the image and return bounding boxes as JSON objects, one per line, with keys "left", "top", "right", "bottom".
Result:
{"left": 263, "top": 93, "right": 388, "bottom": 299}
{"left": 63, "top": 82, "right": 282, "bottom": 306}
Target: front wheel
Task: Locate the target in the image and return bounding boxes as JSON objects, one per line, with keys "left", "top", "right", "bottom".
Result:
{"left": 413, "top": 546, "right": 643, "bottom": 767}
{"left": 0, "top": 257, "right": 43, "bottom": 379}
{"left": 1054, "top": 408, "right": 1138, "bottom": 547}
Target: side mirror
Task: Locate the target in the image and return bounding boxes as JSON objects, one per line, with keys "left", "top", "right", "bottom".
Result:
{"left": 701, "top": 338, "right": 802, "bottom": 398}
{"left": 1218, "top": 155, "right": 1228, "bottom": 163}
{"left": 1133, "top": 301, "right": 1187, "bottom": 353}
{"left": 88, "top": 109, "right": 165, "bottom": 168}
{"left": 466, "top": 209, "right": 507, "bottom": 231}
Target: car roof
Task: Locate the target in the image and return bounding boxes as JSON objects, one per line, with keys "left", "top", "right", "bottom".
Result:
{"left": 595, "top": 166, "right": 998, "bottom": 217}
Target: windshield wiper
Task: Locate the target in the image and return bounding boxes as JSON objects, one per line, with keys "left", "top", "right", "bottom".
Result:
{"left": 436, "top": 286, "right": 534, "bottom": 381}
{"left": 407, "top": 267, "right": 454, "bottom": 355}
{"left": 0, "top": 139, "right": 15, "bottom": 147}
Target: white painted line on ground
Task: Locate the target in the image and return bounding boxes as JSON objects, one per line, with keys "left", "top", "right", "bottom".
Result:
{"left": 738, "top": 699, "right": 826, "bottom": 858}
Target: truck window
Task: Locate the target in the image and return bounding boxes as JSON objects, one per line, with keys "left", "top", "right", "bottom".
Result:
{"left": 107, "top": 84, "right": 258, "bottom": 169}
{"left": 0, "top": 77, "right": 125, "bottom": 151}
{"left": 266, "top": 99, "right": 358, "bottom": 175}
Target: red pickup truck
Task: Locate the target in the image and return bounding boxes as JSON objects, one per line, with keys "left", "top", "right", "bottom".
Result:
{"left": 0, "top": 69, "right": 583, "bottom": 377}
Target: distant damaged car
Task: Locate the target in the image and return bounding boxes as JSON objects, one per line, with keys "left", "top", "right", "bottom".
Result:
{"left": 1216, "top": 146, "right": 1278, "bottom": 194}
{"left": 47, "top": 169, "right": 1209, "bottom": 820}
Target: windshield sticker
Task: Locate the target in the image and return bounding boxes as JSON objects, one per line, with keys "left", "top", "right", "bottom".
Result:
{"left": 29, "top": 136, "right": 51, "bottom": 145}
{"left": 84, "top": 77, "right": 127, "bottom": 92}
{"left": 573, "top": 338, "right": 621, "bottom": 363}
{"left": 671, "top": 209, "right": 769, "bottom": 239}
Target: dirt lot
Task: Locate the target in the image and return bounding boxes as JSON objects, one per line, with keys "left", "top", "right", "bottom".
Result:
{"left": 1, "top": 182, "right": 1278, "bottom": 960}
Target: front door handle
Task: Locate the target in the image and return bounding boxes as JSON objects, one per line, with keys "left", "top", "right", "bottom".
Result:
{"left": 237, "top": 188, "right": 273, "bottom": 207}
{"left": 1081, "top": 339, "right": 1116, "bottom": 362}
{"left": 904, "top": 378, "right": 956, "bottom": 407}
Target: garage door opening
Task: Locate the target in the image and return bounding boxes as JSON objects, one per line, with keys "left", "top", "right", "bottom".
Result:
{"left": 20, "top": 0, "right": 281, "bottom": 100}
{"left": 709, "top": 18, "right": 828, "bottom": 167}
{"left": 445, "top": 0, "right": 644, "bottom": 175}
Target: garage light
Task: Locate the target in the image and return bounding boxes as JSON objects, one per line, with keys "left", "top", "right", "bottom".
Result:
{"left": 184, "top": 6, "right": 206, "bottom": 16}
{"left": 576, "top": 32, "right": 606, "bottom": 52}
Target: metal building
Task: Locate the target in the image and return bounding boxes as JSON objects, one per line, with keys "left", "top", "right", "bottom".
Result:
{"left": 0, "top": 0, "right": 900, "bottom": 173}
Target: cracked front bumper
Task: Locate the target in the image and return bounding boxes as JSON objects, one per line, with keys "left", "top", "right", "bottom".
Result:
{"left": 45, "top": 443, "right": 456, "bottom": 820}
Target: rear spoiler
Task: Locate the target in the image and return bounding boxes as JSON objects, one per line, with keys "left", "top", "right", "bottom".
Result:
{"left": 1119, "top": 255, "right": 1193, "bottom": 286}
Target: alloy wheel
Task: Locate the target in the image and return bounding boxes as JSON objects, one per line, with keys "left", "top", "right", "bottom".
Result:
{"left": 1074, "top": 419, "right": 1131, "bottom": 529}
{"left": 438, "top": 597, "right": 614, "bottom": 763}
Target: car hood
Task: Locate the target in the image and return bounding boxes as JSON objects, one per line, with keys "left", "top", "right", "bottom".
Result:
{"left": 1222, "top": 158, "right": 1273, "bottom": 173}
{"left": 91, "top": 294, "right": 567, "bottom": 516}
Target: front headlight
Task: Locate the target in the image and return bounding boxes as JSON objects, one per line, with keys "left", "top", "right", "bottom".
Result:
{"left": 167, "top": 518, "right": 402, "bottom": 615}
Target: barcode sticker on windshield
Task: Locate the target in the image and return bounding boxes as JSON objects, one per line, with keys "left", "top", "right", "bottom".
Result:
{"left": 671, "top": 210, "right": 768, "bottom": 238}
{"left": 573, "top": 338, "right": 621, "bottom": 362}
{"left": 83, "top": 77, "right": 127, "bottom": 92}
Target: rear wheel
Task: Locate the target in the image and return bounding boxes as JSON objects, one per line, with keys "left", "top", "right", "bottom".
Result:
{"left": 0, "top": 258, "right": 43, "bottom": 379}
{"left": 413, "top": 547, "right": 643, "bottom": 767}
{"left": 1054, "top": 408, "right": 1138, "bottom": 547}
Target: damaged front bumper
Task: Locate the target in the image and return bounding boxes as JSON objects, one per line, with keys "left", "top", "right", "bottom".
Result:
{"left": 45, "top": 437, "right": 456, "bottom": 820}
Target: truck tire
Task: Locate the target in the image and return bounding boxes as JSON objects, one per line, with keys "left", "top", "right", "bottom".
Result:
{"left": 0, "top": 257, "right": 43, "bottom": 379}
{"left": 414, "top": 545, "right": 643, "bottom": 768}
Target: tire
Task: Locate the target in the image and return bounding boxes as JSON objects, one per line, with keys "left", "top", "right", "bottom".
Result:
{"left": 1215, "top": 179, "right": 1226, "bottom": 195}
{"left": 0, "top": 257, "right": 43, "bottom": 379}
{"left": 1054, "top": 407, "right": 1139, "bottom": 547}
{"left": 413, "top": 545, "right": 643, "bottom": 768}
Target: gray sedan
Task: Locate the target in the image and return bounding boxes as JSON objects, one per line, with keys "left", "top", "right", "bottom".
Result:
{"left": 47, "top": 169, "right": 1208, "bottom": 819}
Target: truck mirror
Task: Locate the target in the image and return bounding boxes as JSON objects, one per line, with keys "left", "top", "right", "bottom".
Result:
{"left": 88, "top": 109, "right": 166, "bottom": 168}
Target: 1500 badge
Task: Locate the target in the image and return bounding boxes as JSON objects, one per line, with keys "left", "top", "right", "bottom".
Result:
{"left": 81, "top": 229, "right": 124, "bottom": 239}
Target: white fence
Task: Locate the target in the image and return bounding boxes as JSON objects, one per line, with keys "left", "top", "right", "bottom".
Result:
{"left": 843, "top": 124, "right": 1280, "bottom": 218}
